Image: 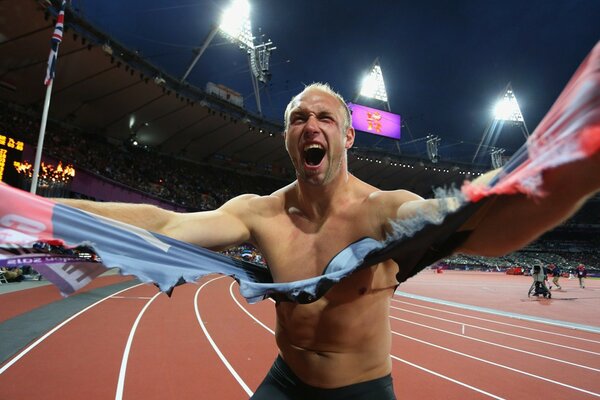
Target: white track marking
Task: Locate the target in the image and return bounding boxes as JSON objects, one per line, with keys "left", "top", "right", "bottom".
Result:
{"left": 393, "top": 294, "right": 600, "bottom": 335}
{"left": 194, "top": 277, "right": 253, "bottom": 397}
{"left": 391, "top": 315, "right": 600, "bottom": 373}
{"left": 392, "top": 329, "right": 600, "bottom": 397}
{"left": 0, "top": 283, "right": 145, "bottom": 375}
{"left": 392, "top": 298, "right": 600, "bottom": 344}
{"left": 228, "top": 282, "right": 274, "bottom": 334}
{"left": 390, "top": 355, "right": 506, "bottom": 399}
{"left": 114, "top": 291, "right": 162, "bottom": 400}
{"left": 391, "top": 305, "right": 600, "bottom": 356}
{"left": 229, "top": 285, "right": 507, "bottom": 398}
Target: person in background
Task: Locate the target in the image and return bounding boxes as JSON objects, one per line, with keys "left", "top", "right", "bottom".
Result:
{"left": 576, "top": 264, "right": 587, "bottom": 288}
{"left": 530, "top": 265, "right": 551, "bottom": 298}
{"left": 548, "top": 263, "right": 562, "bottom": 290}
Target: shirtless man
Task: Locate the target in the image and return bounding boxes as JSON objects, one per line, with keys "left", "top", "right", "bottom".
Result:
{"left": 57, "top": 83, "right": 600, "bottom": 399}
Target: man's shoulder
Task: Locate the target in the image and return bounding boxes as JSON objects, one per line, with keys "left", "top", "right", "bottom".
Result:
{"left": 246, "top": 192, "right": 286, "bottom": 217}
{"left": 366, "top": 188, "right": 423, "bottom": 207}
{"left": 220, "top": 193, "right": 283, "bottom": 219}
{"left": 364, "top": 188, "right": 424, "bottom": 226}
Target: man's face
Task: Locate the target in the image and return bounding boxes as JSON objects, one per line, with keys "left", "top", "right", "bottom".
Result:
{"left": 284, "top": 89, "right": 354, "bottom": 185}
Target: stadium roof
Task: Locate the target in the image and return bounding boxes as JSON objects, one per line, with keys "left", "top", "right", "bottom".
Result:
{"left": 1, "top": 1, "right": 598, "bottom": 196}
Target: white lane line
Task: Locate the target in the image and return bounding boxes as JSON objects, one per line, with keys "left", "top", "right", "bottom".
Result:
{"left": 391, "top": 315, "right": 600, "bottom": 373}
{"left": 0, "top": 283, "right": 145, "bottom": 375}
{"left": 390, "top": 355, "right": 505, "bottom": 400}
{"left": 392, "top": 329, "right": 600, "bottom": 398}
{"left": 228, "top": 282, "right": 274, "bottom": 334}
{"left": 230, "top": 285, "right": 504, "bottom": 399}
{"left": 392, "top": 298, "right": 600, "bottom": 344}
{"left": 194, "top": 277, "right": 253, "bottom": 397}
{"left": 391, "top": 305, "right": 600, "bottom": 356}
{"left": 115, "top": 291, "right": 162, "bottom": 400}
{"left": 394, "top": 292, "right": 600, "bottom": 334}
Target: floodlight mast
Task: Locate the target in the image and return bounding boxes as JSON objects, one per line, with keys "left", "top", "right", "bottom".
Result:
{"left": 472, "top": 82, "right": 529, "bottom": 164}
{"left": 426, "top": 134, "right": 441, "bottom": 163}
{"left": 354, "top": 57, "right": 391, "bottom": 111}
{"left": 179, "top": 0, "right": 274, "bottom": 115}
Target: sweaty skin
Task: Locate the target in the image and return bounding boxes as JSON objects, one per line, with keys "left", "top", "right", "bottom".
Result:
{"left": 246, "top": 181, "right": 417, "bottom": 388}
{"left": 233, "top": 88, "right": 422, "bottom": 387}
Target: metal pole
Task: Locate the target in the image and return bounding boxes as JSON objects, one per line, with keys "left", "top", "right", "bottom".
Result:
{"left": 181, "top": 25, "right": 219, "bottom": 83}
{"left": 30, "top": 80, "right": 54, "bottom": 194}
{"left": 248, "top": 53, "right": 262, "bottom": 115}
{"left": 472, "top": 118, "right": 495, "bottom": 164}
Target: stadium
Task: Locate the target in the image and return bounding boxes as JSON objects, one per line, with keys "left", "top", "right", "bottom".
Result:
{"left": 1, "top": 1, "right": 599, "bottom": 399}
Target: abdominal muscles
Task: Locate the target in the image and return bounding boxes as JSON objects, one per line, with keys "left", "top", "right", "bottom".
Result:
{"left": 274, "top": 265, "right": 396, "bottom": 387}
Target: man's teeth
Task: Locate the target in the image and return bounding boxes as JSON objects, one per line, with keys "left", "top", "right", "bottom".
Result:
{"left": 303, "top": 144, "right": 324, "bottom": 151}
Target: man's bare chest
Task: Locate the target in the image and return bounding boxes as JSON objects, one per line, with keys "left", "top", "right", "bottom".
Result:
{"left": 253, "top": 210, "right": 381, "bottom": 282}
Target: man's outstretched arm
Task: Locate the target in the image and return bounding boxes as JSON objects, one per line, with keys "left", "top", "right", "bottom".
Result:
{"left": 54, "top": 194, "right": 256, "bottom": 251}
{"left": 457, "top": 154, "right": 600, "bottom": 256}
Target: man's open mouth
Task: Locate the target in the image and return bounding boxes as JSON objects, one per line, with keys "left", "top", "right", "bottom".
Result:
{"left": 303, "top": 144, "right": 326, "bottom": 166}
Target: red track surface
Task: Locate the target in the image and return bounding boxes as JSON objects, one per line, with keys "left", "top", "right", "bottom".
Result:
{"left": 1, "top": 271, "right": 599, "bottom": 399}
{"left": 0, "top": 275, "right": 135, "bottom": 323}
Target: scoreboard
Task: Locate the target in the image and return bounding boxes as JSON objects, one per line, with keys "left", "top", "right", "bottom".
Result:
{"left": 0, "top": 134, "right": 25, "bottom": 186}
{"left": 347, "top": 103, "right": 401, "bottom": 140}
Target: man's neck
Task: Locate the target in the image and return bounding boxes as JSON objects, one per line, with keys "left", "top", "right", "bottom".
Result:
{"left": 294, "top": 172, "right": 352, "bottom": 221}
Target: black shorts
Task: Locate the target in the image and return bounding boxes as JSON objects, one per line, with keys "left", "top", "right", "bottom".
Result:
{"left": 251, "top": 355, "right": 396, "bottom": 400}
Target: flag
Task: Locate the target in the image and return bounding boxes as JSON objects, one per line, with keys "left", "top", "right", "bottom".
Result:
{"left": 44, "top": 0, "right": 66, "bottom": 86}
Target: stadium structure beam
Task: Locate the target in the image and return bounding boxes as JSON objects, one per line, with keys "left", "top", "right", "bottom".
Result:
{"left": 180, "top": 25, "right": 219, "bottom": 83}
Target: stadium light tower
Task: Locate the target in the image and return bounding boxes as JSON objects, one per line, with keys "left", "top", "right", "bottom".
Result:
{"left": 355, "top": 58, "right": 391, "bottom": 111}
{"left": 426, "top": 134, "right": 441, "bottom": 163}
{"left": 472, "top": 83, "right": 530, "bottom": 164}
{"left": 180, "top": 0, "right": 275, "bottom": 115}
{"left": 493, "top": 86, "right": 527, "bottom": 133}
{"left": 218, "top": 0, "right": 254, "bottom": 49}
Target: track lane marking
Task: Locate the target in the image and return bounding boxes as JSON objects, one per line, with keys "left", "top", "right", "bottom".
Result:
{"left": 392, "top": 298, "right": 600, "bottom": 344}
{"left": 391, "top": 315, "right": 600, "bottom": 373}
{"left": 229, "top": 282, "right": 274, "bottom": 334}
{"left": 390, "top": 355, "right": 505, "bottom": 400}
{"left": 394, "top": 292, "right": 600, "bottom": 334}
{"left": 0, "top": 283, "right": 145, "bottom": 375}
{"left": 194, "top": 276, "right": 253, "bottom": 397}
{"left": 391, "top": 305, "right": 600, "bottom": 356}
{"left": 115, "top": 291, "right": 162, "bottom": 400}
{"left": 392, "top": 329, "right": 600, "bottom": 398}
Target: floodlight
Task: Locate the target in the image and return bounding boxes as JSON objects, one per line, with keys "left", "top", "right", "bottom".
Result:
{"left": 473, "top": 84, "right": 529, "bottom": 164}
{"left": 493, "top": 89, "right": 524, "bottom": 122}
{"left": 219, "top": 0, "right": 254, "bottom": 50}
{"left": 359, "top": 64, "right": 388, "bottom": 102}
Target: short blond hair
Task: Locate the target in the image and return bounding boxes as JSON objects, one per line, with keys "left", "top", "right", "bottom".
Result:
{"left": 284, "top": 83, "right": 352, "bottom": 133}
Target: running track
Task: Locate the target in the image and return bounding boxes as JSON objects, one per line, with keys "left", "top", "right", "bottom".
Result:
{"left": 0, "top": 271, "right": 599, "bottom": 399}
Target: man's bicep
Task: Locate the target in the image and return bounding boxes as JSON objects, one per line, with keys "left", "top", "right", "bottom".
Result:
{"left": 164, "top": 197, "right": 254, "bottom": 250}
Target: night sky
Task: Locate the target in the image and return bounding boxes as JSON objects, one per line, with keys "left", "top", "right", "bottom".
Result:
{"left": 70, "top": 0, "right": 600, "bottom": 163}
